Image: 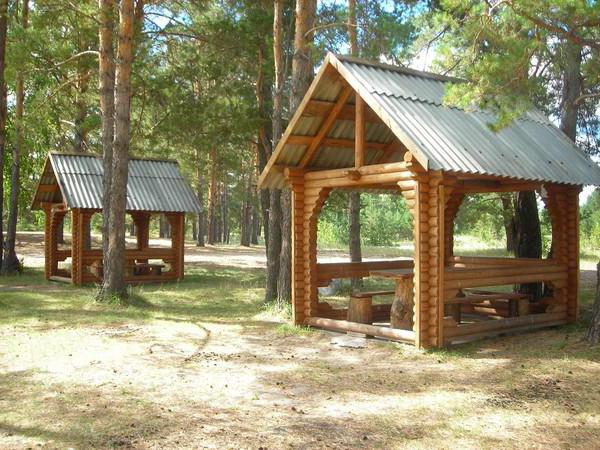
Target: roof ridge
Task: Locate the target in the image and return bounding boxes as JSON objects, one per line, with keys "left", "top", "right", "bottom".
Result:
{"left": 335, "top": 54, "right": 464, "bottom": 84}
{"left": 50, "top": 151, "right": 180, "bottom": 164}
{"left": 374, "top": 91, "right": 552, "bottom": 126}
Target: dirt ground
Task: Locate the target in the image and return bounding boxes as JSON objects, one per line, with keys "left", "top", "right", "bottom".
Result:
{"left": 1, "top": 233, "right": 600, "bottom": 449}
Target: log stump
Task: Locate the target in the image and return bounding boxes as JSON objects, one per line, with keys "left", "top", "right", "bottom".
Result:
{"left": 348, "top": 296, "right": 373, "bottom": 324}
{"left": 390, "top": 277, "right": 414, "bottom": 329}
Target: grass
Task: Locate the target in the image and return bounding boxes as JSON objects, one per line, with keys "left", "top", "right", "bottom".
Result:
{"left": 1, "top": 246, "right": 600, "bottom": 449}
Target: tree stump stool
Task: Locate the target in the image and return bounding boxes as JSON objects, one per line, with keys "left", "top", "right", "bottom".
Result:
{"left": 390, "top": 276, "right": 414, "bottom": 329}
{"left": 348, "top": 294, "right": 373, "bottom": 324}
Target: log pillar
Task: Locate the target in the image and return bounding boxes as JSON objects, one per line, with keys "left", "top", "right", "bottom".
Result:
{"left": 44, "top": 204, "right": 67, "bottom": 280}
{"left": 132, "top": 212, "right": 151, "bottom": 265}
{"left": 71, "top": 208, "right": 83, "bottom": 285}
{"left": 43, "top": 204, "right": 53, "bottom": 280}
{"left": 564, "top": 186, "right": 581, "bottom": 322}
{"left": 545, "top": 184, "right": 581, "bottom": 322}
{"left": 288, "top": 169, "right": 330, "bottom": 325}
{"left": 167, "top": 213, "right": 185, "bottom": 280}
{"left": 400, "top": 171, "right": 449, "bottom": 348}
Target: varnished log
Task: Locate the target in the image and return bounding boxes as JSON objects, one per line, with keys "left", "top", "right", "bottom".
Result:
{"left": 305, "top": 317, "right": 415, "bottom": 343}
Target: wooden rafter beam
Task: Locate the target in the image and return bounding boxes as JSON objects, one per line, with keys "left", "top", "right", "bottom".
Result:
{"left": 299, "top": 85, "right": 354, "bottom": 168}
{"left": 37, "top": 184, "right": 60, "bottom": 193}
{"left": 355, "top": 95, "right": 365, "bottom": 168}
{"left": 287, "top": 135, "right": 388, "bottom": 150}
{"left": 302, "top": 99, "right": 381, "bottom": 123}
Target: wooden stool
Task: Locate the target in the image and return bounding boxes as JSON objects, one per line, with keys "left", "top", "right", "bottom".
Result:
{"left": 348, "top": 294, "right": 373, "bottom": 324}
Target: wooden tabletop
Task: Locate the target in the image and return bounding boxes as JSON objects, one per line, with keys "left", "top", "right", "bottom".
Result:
{"left": 369, "top": 268, "right": 414, "bottom": 279}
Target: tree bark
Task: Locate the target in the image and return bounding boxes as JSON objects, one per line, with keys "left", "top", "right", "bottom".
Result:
{"left": 348, "top": 0, "right": 358, "bottom": 55}
{"left": 277, "top": 0, "right": 316, "bottom": 303}
{"left": 196, "top": 149, "right": 205, "bottom": 247}
{"left": 265, "top": 0, "right": 284, "bottom": 302}
{"left": 558, "top": 42, "right": 581, "bottom": 141}
{"left": 221, "top": 181, "right": 229, "bottom": 244}
{"left": 347, "top": 0, "right": 362, "bottom": 289}
{"left": 514, "top": 191, "right": 542, "bottom": 299}
{"left": 240, "top": 172, "right": 252, "bottom": 247}
{"left": 2, "top": 0, "right": 28, "bottom": 275}
{"left": 0, "top": 0, "right": 8, "bottom": 270}
{"left": 500, "top": 193, "right": 516, "bottom": 253}
{"left": 207, "top": 148, "right": 218, "bottom": 245}
{"left": 98, "top": 0, "right": 134, "bottom": 301}
{"left": 99, "top": 0, "right": 115, "bottom": 265}
{"left": 251, "top": 202, "right": 260, "bottom": 245}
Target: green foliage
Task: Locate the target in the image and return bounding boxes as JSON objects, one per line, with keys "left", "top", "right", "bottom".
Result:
{"left": 318, "top": 192, "right": 412, "bottom": 249}
{"left": 422, "top": 0, "right": 600, "bottom": 152}
{"left": 581, "top": 188, "right": 600, "bottom": 250}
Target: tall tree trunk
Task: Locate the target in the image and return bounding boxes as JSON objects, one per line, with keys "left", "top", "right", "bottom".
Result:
{"left": 207, "top": 149, "right": 218, "bottom": 245}
{"left": 347, "top": 0, "right": 362, "bottom": 289}
{"left": 241, "top": 172, "right": 252, "bottom": 247}
{"left": 2, "top": 0, "right": 28, "bottom": 275}
{"left": 196, "top": 149, "right": 205, "bottom": 247}
{"left": 98, "top": 0, "right": 134, "bottom": 301}
{"left": 514, "top": 191, "right": 542, "bottom": 299}
{"left": 265, "top": 0, "right": 284, "bottom": 302}
{"left": 500, "top": 193, "right": 516, "bottom": 253}
{"left": 0, "top": 0, "right": 8, "bottom": 269}
{"left": 221, "top": 181, "right": 229, "bottom": 244}
{"left": 251, "top": 202, "right": 260, "bottom": 245}
{"left": 99, "top": 0, "right": 115, "bottom": 266}
{"left": 558, "top": 42, "right": 581, "bottom": 141}
{"left": 278, "top": 0, "right": 316, "bottom": 302}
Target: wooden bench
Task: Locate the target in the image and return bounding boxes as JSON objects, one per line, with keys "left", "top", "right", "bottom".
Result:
{"left": 133, "top": 263, "right": 165, "bottom": 276}
{"left": 446, "top": 290, "right": 529, "bottom": 323}
{"left": 348, "top": 290, "right": 395, "bottom": 324}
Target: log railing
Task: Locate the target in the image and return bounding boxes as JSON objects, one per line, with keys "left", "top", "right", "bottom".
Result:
{"left": 448, "top": 256, "right": 558, "bottom": 269}
{"left": 316, "top": 259, "right": 413, "bottom": 287}
{"left": 443, "top": 262, "right": 569, "bottom": 344}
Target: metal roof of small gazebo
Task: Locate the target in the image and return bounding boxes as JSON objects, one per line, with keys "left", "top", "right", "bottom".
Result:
{"left": 32, "top": 152, "right": 201, "bottom": 213}
{"left": 260, "top": 53, "right": 600, "bottom": 189}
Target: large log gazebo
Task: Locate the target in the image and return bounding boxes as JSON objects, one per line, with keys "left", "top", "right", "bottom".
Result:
{"left": 259, "top": 53, "right": 600, "bottom": 348}
{"left": 32, "top": 152, "right": 201, "bottom": 285}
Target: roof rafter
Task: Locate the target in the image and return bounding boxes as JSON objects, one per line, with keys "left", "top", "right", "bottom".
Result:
{"left": 298, "top": 84, "right": 354, "bottom": 168}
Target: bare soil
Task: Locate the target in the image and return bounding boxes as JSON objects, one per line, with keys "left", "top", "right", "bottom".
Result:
{"left": 1, "top": 232, "right": 599, "bottom": 449}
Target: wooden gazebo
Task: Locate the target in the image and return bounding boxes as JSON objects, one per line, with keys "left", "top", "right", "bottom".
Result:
{"left": 259, "top": 54, "right": 600, "bottom": 348}
{"left": 31, "top": 153, "right": 201, "bottom": 285}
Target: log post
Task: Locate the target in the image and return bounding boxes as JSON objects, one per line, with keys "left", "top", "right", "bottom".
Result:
{"left": 167, "top": 213, "right": 185, "bottom": 280}
{"left": 71, "top": 208, "right": 83, "bottom": 285}
{"left": 289, "top": 170, "right": 330, "bottom": 325}
{"left": 355, "top": 94, "right": 365, "bottom": 168}
{"left": 43, "top": 204, "right": 53, "bottom": 280}
{"left": 399, "top": 171, "right": 450, "bottom": 348}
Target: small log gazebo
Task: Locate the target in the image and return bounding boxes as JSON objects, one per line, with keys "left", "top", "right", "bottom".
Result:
{"left": 259, "top": 53, "right": 600, "bottom": 348}
{"left": 31, "top": 152, "right": 201, "bottom": 285}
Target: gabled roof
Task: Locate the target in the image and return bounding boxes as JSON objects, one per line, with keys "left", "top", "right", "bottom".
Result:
{"left": 32, "top": 152, "right": 202, "bottom": 213}
{"left": 259, "top": 53, "right": 600, "bottom": 188}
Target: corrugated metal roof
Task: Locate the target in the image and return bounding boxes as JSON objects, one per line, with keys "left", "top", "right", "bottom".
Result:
{"left": 32, "top": 153, "right": 201, "bottom": 213}
{"left": 259, "top": 53, "right": 600, "bottom": 188}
